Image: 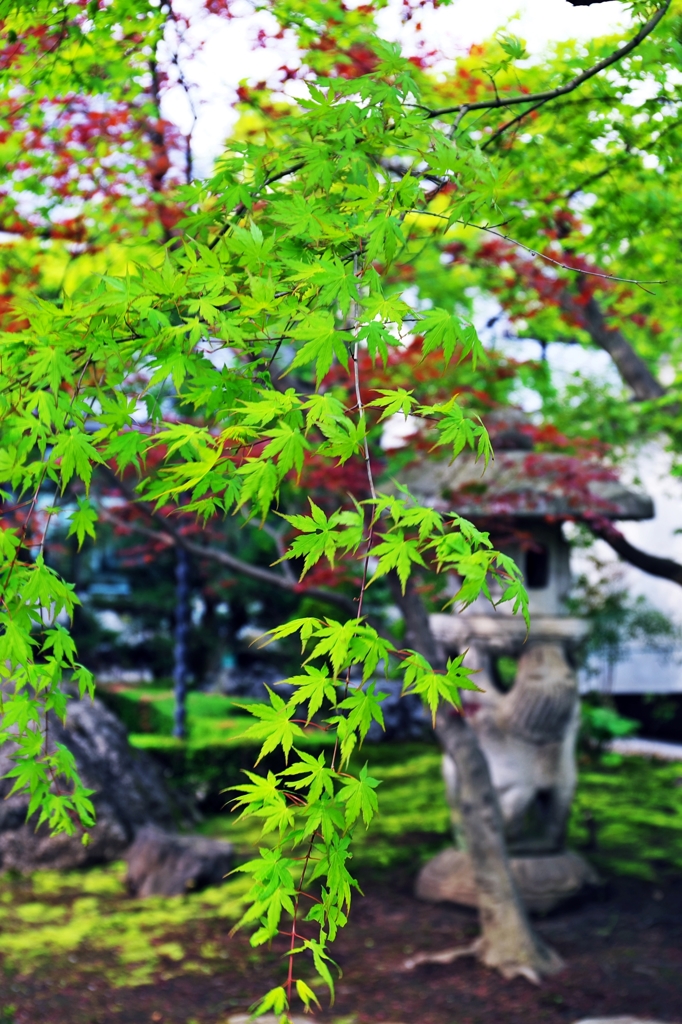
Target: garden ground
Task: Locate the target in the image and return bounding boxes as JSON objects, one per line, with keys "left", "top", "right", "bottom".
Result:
{"left": 1, "top": 872, "right": 681, "bottom": 1024}
{"left": 1, "top": 741, "right": 681, "bottom": 1024}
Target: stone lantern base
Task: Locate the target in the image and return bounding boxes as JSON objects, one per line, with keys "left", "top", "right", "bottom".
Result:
{"left": 416, "top": 847, "right": 600, "bottom": 915}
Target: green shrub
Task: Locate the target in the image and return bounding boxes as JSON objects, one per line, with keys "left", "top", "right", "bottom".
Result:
{"left": 579, "top": 698, "right": 638, "bottom": 755}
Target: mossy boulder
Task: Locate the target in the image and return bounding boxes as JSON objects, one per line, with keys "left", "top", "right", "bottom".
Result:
{"left": 0, "top": 696, "right": 176, "bottom": 871}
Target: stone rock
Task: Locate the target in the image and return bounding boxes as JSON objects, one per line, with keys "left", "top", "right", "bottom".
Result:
{"left": 416, "top": 847, "right": 600, "bottom": 914}
{"left": 573, "top": 1019, "right": 673, "bottom": 1024}
{"left": 227, "top": 1016, "right": 313, "bottom": 1024}
{"left": 126, "top": 825, "right": 233, "bottom": 897}
{"left": 0, "top": 696, "right": 175, "bottom": 871}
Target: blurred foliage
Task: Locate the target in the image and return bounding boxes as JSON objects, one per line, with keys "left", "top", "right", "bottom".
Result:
{"left": 567, "top": 548, "right": 680, "bottom": 676}
{"left": 103, "top": 682, "right": 682, "bottom": 887}
{"left": 107, "top": 685, "right": 682, "bottom": 890}
{"left": 570, "top": 756, "right": 682, "bottom": 881}
{"left": 579, "top": 697, "right": 639, "bottom": 756}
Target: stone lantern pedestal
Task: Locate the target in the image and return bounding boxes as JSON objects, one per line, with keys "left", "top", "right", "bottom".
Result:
{"left": 398, "top": 414, "right": 654, "bottom": 914}
{"left": 417, "top": 612, "right": 599, "bottom": 913}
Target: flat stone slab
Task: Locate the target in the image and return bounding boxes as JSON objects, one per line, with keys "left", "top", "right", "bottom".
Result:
{"left": 573, "top": 1018, "right": 676, "bottom": 1024}
{"left": 610, "top": 737, "right": 682, "bottom": 762}
{"left": 416, "top": 848, "right": 599, "bottom": 914}
{"left": 227, "top": 1016, "right": 313, "bottom": 1024}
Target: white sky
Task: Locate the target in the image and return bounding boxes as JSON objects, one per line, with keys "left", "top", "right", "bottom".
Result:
{"left": 376, "top": 0, "right": 629, "bottom": 57}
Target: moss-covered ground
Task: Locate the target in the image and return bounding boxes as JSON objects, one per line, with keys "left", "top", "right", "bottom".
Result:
{"left": 1, "top": 689, "right": 681, "bottom": 1022}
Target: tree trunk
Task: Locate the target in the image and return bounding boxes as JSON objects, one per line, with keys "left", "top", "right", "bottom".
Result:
{"left": 391, "top": 574, "right": 562, "bottom": 980}
{"left": 559, "top": 289, "right": 668, "bottom": 404}
{"left": 173, "top": 546, "right": 190, "bottom": 739}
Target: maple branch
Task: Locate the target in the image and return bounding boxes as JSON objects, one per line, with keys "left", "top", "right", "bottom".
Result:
{"left": 470, "top": 223, "right": 664, "bottom": 287}
{"left": 208, "top": 161, "right": 305, "bottom": 251}
{"left": 588, "top": 519, "right": 682, "bottom": 588}
{"left": 412, "top": 209, "right": 663, "bottom": 287}
{"left": 426, "top": 1, "right": 670, "bottom": 119}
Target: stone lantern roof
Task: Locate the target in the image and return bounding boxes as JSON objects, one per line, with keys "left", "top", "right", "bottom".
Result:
{"left": 398, "top": 412, "right": 653, "bottom": 523}
{"left": 397, "top": 411, "right": 655, "bottom": 645}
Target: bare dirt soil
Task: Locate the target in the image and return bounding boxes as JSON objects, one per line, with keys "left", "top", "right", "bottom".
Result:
{"left": 3, "top": 873, "right": 682, "bottom": 1024}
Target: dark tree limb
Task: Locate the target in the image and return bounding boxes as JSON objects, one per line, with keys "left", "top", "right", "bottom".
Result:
{"left": 559, "top": 290, "right": 667, "bottom": 402}
{"left": 98, "top": 506, "right": 363, "bottom": 620}
{"left": 587, "top": 519, "right": 682, "bottom": 587}
{"left": 427, "top": 2, "right": 670, "bottom": 118}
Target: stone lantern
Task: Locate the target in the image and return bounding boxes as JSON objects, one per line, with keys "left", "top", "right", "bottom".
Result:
{"left": 399, "top": 414, "right": 653, "bottom": 912}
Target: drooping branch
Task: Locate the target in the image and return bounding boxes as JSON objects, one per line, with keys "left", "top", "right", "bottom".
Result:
{"left": 588, "top": 519, "right": 682, "bottom": 587}
{"left": 426, "top": 2, "right": 670, "bottom": 119}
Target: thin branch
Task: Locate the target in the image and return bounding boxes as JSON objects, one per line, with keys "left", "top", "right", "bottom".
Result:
{"left": 412, "top": 210, "right": 665, "bottom": 287}
{"left": 331, "top": 255, "right": 378, "bottom": 771}
{"left": 352, "top": 258, "right": 377, "bottom": 504}
{"left": 425, "top": 2, "right": 670, "bottom": 119}
{"left": 470, "top": 223, "right": 666, "bottom": 289}
{"left": 208, "top": 161, "right": 305, "bottom": 251}
{"left": 481, "top": 98, "right": 548, "bottom": 150}
{"left": 286, "top": 835, "right": 315, "bottom": 1003}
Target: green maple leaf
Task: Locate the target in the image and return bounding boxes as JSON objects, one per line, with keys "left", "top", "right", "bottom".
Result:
{"left": 419, "top": 308, "right": 483, "bottom": 366}
{"left": 355, "top": 320, "right": 396, "bottom": 365}
{"left": 283, "top": 665, "right": 337, "bottom": 720}
{"left": 279, "top": 499, "right": 362, "bottom": 578}
{"left": 368, "top": 388, "right": 416, "bottom": 420}
{"left": 101, "top": 429, "right": 147, "bottom": 472}
{"left": 66, "top": 496, "right": 98, "bottom": 549}
{"left": 401, "top": 651, "right": 481, "bottom": 724}
{"left": 335, "top": 682, "right": 386, "bottom": 743}
{"left": 279, "top": 750, "right": 336, "bottom": 802}
{"left": 261, "top": 423, "right": 309, "bottom": 476}
{"left": 52, "top": 429, "right": 104, "bottom": 491}
{"left": 338, "top": 763, "right": 380, "bottom": 828}
{"left": 237, "top": 687, "right": 304, "bottom": 763}
{"left": 289, "top": 312, "right": 349, "bottom": 386}
{"left": 426, "top": 400, "right": 493, "bottom": 465}
{"left": 368, "top": 530, "right": 426, "bottom": 592}
{"left": 306, "top": 618, "right": 359, "bottom": 678}
{"left": 318, "top": 418, "right": 366, "bottom": 465}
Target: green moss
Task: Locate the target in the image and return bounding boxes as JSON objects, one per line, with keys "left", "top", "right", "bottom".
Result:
{"left": 197, "top": 744, "right": 682, "bottom": 881}
{"left": 568, "top": 756, "right": 682, "bottom": 880}
{"left": 0, "top": 862, "right": 251, "bottom": 988}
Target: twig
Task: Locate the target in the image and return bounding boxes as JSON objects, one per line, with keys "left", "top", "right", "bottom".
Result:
{"left": 208, "top": 162, "right": 305, "bottom": 251}
{"left": 411, "top": 210, "right": 666, "bottom": 287}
